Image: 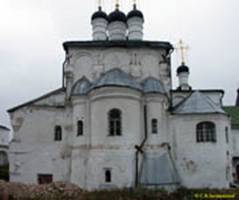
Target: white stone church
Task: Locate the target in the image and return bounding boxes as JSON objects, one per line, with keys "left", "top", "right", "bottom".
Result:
{"left": 7, "top": 3, "right": 239, "bottom": 190}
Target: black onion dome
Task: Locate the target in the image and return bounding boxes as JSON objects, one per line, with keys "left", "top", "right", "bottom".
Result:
{"left": 108, "top": 9, "right": 127, "bottom": 23}
{"left": 91, "top": 7, "right": 108, "bottom": 21}
{"left": 127, "top": 5, "right": 144, "bottom": 20}
{"left": 177, "top": 64, "right": 189, "bottom": 74}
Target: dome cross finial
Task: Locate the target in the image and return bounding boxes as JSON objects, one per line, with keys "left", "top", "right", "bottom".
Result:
{"left": 98, "top": 0, "right": 102, "bottom": 9}
{"left": 176, "top": 39, "right": 189, "bottom": 65}
{"left": 133, "top": 0, "right": 137, "bottom": 9}
{"left": 115, "top": 0, "right": 120, "bottom": 9}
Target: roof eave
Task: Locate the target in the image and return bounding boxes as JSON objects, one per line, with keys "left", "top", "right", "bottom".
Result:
{"left": 63, "top": 40, "right": 174, "bottom": 52}
{"left": 171, "top": 112, "right": 227, "bottom": 115}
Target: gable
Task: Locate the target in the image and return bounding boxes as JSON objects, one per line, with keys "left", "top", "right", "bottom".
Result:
{"left": 8, "top": 88, "right": 66, "bottom": 113}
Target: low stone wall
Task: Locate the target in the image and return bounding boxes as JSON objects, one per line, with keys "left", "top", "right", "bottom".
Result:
{"left": 1, "top": 181, "right": 239, "bottom": 200}
{"left": 0, "top": 181, "right": 84, "bottom": 200}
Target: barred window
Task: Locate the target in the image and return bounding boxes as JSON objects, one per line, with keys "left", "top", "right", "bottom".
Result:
{"left": 108, "top": 109, "right": 122, "bottom": 136}
{"left": 151, "top": 119, "right": 158, "bottom": 134}
{"left": 77, "top": 120, "right": 84, "bottom": 136}
{"left": 54, "top": 126, "right": 62, "bottom": 141}
{"left": 196, "top": 122, "right": 216, "bottom": 143}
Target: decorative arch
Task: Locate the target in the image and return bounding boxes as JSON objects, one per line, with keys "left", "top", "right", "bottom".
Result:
{"left": 196, "top": 122, "right": 216, "bottom": 143}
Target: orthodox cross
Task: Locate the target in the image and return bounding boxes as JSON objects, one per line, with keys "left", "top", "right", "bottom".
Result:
{"left": 115, "top": 0, "right": 119, "bottom": 8}
{"left": 176, "top": 39, "right": 189, "bottom": 65}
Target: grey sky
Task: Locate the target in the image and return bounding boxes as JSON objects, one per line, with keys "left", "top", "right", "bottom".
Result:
{"left": 0, "top": 0, "right": 239, "bottom": 127}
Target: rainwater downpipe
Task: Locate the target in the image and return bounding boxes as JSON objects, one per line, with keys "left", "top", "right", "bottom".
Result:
{"left": 135, "top": 104, "right": 148, "bottom": 187}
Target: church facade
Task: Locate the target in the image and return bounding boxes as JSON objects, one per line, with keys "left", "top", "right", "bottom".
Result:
{"left": 8, "top": 4, "right": 235, "bottom": 190}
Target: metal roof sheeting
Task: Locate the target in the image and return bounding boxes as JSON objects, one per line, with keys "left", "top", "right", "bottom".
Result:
{"left": 71, "top": 76, "right": 91, "bottom": 95}
{"left": 0, "top": 125, "right": 10, "bottom": 131}
{"left": 173, "top": 91, "right": 226, "bottom": 114}
{"left": 142, "top": 77, "right": 166, "bottom": 94}
{"left": 71, "top": 69, "right": 168, "bottom": 96}
{"left": 90, "top": 68, "right": 142, "bottom": 91}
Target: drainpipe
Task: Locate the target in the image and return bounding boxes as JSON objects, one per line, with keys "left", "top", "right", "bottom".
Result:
{"left": 135, "top": 104, "right": 148, "bottom": 187}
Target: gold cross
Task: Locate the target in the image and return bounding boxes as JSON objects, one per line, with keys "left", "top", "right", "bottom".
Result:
{"left": 176, "top": 39, "right": 189, "bottom": 65}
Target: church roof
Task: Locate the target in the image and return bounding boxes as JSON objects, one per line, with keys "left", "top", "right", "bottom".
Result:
{"left": 89, "top": 68, "right": 142, "bottom": 92}
{"left": 224, "top": 106, "right": 239, "bottom": 129}
{"left": 72, "top": 70, "right": 169, "bottom": 95}
{"left": 91, "top": 7, "right": 108, "bottom": 21}
{"left": 177, "top": 64, "right": 189, "bottom": 74}
{"left": 0, "top": 125, "right": 10, "bottom": 131}
{"left": 63, "top": 41, "right": 173, "bottom": 53}
{"left": 8, "top": 88, "right": 65, "bottom": 113}
{"left": 142, "top": 77, "right": 166, "bottom": 94}
{"left": 71, "top": 76, "right": 91, "bottom": 96}
{"left": 172, "top": 91, "right": 226, "bottom": 114}
{"left": 108, "top": 8, "right": 127, "bottom": 23}
{"left": 127, "top": 4, "right": 144, "bottom": 21}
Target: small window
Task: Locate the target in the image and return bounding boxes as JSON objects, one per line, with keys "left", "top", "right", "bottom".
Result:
{"left": 196, "top": 122, "right": 216, "bottom": 143}
{"left": 38, "top": 174, "right": 53, "bottom": 184}
{"left": 77, "top": 120, "right": 84, "bottom": 136}
{"left": 0, "top": 151, "right": 8, "bottom": 166}
{"left": 108, "top": 109, "right": 122, "bottom": 136}
{"left": 105, "top": 169, "right": 111, "bottom": 183}
{"left": 151, "top": 119, "right": 158, "bottom": 134}
{"left": 225, "top": 127, "right": 229, "bottom": 143}
{"left": 54, "top": 126, "right": 62, "bottom": 141}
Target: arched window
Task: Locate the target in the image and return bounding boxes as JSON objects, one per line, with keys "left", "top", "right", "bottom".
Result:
{"left": 54, "top": 126, "right": 62, "bottom": 141}
{"left": 196, "top": 122, "right": 216, "bottom": 143}
{"left": 108, "top": 109, "right": 122, "bottom": 136}
{"left": 151, "top": 119, "right": 158, "bottom": 134}
{"left": 77, "top": 120, "right": 84, "bottom": 136}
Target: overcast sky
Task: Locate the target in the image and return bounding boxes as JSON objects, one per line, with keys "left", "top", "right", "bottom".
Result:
{"left": 0, "top": 0, "right": 239, "bottom": 127}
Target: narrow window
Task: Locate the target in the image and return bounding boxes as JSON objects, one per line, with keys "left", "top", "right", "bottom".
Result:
{"left": 225, "top": 127, "right": 229, "bottom": 143}
{"left": 151, "top": 119, "right": 158, "bottom": 134}
{"left": 77, "top": 120, "right": 84, "bottom": 136}
{"left": 38, "top": 174, "right": 53, "bottom": 184}
{"left": 196, "top": 122, "right": 216, "bottom": 143}
{"left": 108, "top": 109, "right": 122, "bottom": 136}
{"left": 54, "top": 126, "right": 62, "bottom": 141}
{"left": 0, "top": 151, "right": 8, "bottom": 166}
{"left": 105, "top": 169, "right": 111, "bottom": 183}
